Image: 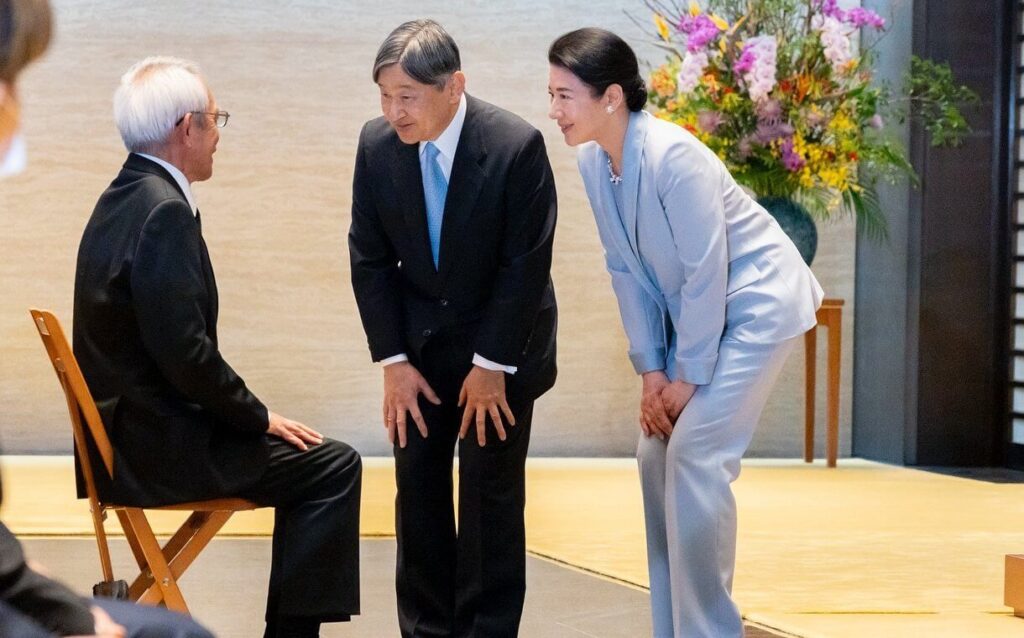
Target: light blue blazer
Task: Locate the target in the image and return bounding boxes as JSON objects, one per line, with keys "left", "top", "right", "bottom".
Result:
{"left": 578, "top": 110, "right": 824, "bottom": 385}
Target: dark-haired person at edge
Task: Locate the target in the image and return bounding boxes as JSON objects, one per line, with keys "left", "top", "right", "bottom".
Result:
{"left": 547, "top": 28, "right": 823, "bottom": 638}
{"left": 0, "top": 1, "right": 213, "bottom": 636}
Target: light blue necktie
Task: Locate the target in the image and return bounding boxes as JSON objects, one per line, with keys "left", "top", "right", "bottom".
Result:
{"left": 421, "top": 142, "right": 448, "bottom": 269}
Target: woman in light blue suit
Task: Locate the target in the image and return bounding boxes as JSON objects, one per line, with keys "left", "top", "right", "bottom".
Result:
{"left": 548, "top": 29, "right": 823, "bottom": 638}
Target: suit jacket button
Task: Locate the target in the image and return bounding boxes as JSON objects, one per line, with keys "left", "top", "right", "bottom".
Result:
{"left": 423, "top": 329, "right": 432, "bottom": 337}
{"left": 440, "top": 299, "right": 449, "bottom": 307}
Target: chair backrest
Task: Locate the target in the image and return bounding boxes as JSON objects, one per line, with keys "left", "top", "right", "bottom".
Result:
{"left": 29, "top": 309, "right": 114, "bottom": 488}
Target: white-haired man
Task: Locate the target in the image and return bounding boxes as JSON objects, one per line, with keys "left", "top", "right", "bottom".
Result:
{"left": 73, "top": 57, "right": 362, "bottom": 638}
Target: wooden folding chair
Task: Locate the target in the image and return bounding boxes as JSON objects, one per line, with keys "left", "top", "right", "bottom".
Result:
{"left": 29, "top": 308, "right": 260, "bottom": 614}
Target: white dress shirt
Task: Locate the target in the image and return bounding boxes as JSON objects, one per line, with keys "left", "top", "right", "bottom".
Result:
{"left": 135, "top": 153, "right": 198, "bottom": 216}
{"left": 381, "top": 95, "right": 516, "bottom": 374}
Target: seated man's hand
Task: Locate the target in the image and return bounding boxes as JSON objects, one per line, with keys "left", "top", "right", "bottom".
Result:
{"left": 383, "top": 361, "right": 441, "bottom": 448}
{"left": 458, "top": 366, "right": 515, "bottom": 447}
{"left": 267, "top": 412, "right": 323, "bottom": 451}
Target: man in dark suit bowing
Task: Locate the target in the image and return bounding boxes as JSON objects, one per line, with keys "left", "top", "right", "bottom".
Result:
{"left": 349, "top": 19, "right": 558, "bottom": 638}
{"left": 73, "top": 56, "right": 361, "bottom": 638}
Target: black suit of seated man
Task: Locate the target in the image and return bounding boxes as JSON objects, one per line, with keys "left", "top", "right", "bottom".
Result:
{"left": 72, "top": 57, "right": 360, "bottom": 638}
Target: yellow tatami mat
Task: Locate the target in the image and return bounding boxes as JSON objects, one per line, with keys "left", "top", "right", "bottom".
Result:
{"left": 3, "top": 456, "right": 1023, "bottom": 637}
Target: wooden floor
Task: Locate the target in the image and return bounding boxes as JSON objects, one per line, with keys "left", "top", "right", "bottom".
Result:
{"left": 22, "top": 537, "right": 789, "bottom": 637}
{"left": 5, "top": 456, "right": 1024, "bottom": 637}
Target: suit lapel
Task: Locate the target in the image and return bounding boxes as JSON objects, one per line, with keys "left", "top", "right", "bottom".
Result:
{"left": 590, "top": 125, "right": 664, "bottom": 309}
{"left": 389, "top": 140, "right": 435, "bottom": 273}
{"left": 621, "top": 110, "right": 646, "bottom": 258}
{"left": 196, "top": 231, "right": 219, "bottom": 344}
{"left": 438, "top": 96, "right": 485, "bottom": 280}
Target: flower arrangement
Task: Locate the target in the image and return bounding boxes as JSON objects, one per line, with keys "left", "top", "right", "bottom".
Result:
{"left": 640, "top": 0, "right": 977, "bottom": 236}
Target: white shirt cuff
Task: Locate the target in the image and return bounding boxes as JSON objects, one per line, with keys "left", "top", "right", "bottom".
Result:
{"left": 473, "top": 353, "right": 517, "bottom": 374}
{"left": 380, "top": 353, "right": 409, "bottom": 366}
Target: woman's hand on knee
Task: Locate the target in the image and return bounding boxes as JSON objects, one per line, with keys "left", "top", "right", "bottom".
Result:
{"left": 640, "top": 371, "right": 673, "bottom": 439}
{"left": 661, "top": 380, "right": 697, "bottom": 423}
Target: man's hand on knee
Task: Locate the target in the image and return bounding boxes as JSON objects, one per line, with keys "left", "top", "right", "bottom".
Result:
{"left": 458, "top": 365, "right": 515, "bottom": 447}
{"left": 383, "top": 361, "right": 440, "bottom": 448}
{"left": 267, "top": 412, "right": 324, "bottom": 451}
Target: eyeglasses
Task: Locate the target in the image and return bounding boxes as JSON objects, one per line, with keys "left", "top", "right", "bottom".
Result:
{"left": 174, "top": 110, "right": 230, "bottom": 129}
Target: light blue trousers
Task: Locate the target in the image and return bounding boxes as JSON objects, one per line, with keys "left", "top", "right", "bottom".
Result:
{"left": 638, "top": 337, "right": 797, "bottom": 638}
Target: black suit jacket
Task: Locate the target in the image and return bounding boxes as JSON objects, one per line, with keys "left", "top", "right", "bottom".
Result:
{"left": 73, "top": 154, "right": 268, "bottom": 507}
{"left": 349, "top": 95, "right": 558, "bottom": 400}
{"left": 0, "top": 521, "right": 94, "bottom": 635}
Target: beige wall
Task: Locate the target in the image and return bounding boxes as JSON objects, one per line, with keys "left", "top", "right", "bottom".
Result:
{"left": 0, "top": 1, "right": 855, "bottom": 457}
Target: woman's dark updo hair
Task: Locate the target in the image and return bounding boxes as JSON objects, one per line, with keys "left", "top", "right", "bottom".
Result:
{"left": 548, "top": 27, "right": 647, "bottom": 112}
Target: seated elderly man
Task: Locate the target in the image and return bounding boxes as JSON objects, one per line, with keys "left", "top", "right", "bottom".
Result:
{"left": 4, "top": 4, "right": 213, "bottom": 635}
{"left": 72, "top": 56, "right": 361, "bottom": 638}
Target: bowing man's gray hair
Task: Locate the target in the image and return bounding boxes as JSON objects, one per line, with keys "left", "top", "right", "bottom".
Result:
{"left": 372, "top": 19, "right": 461, "bottom": 89}
{"left": 113, "top": 56, "right": 209, "bottom": 153}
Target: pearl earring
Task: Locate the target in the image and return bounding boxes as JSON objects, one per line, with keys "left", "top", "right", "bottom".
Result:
{"left": 606, "top": 105, "right": 615, "bottom": 114}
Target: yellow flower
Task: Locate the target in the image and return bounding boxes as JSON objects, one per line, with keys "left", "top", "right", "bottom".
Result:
{"left": 654, "top": 14, "right": 671, "bottom": 41}
{"left": 702, "top": 73, "right": 719, "bottom": 93}
{"left": 799, "top": 167, "right": 814, "bottom": 189}
{"left": 710, "top": 13, "right": 729, "bottom": 30}
{"left": 829, "top": 111, "right": 856, "bottom": 135}
{"left": 720, "top": 92, "right": 741, "bottom": 111}
{"left": 689, "top": 1, "right": 701, "bottom": 17}
{"left": 650, "top": 65, "right": 677, "bottom": 98}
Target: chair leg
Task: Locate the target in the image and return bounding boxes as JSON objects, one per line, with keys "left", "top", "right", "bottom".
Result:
{"left": 124, "top": 510, "right": 236, "bottom": 611}
{"left": 161, "top": 512, "right": 214, "bottom": 571}
{"left": 117, "top": 509, "right": 149, "bottom": 568}
{"left": 90, "top": 501, "right": 115, "bottom": 584}
{"left": 121, "top": 508, "right": 189, "bottom": 614}
{"left": 126, "top": 512, "right": 208, "bottom": 599}
{"left": 118, "top": 510, "right": 156, "bottom": 601}
{"left": 165, "top": 511, "right": 233, "bottom": 581}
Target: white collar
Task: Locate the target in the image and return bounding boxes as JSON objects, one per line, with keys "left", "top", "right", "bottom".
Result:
{"left": 418, "top": 93, "right": 467, "bottom": 161}
{"left": 134, "top": 152, "right": 198, "bottom": 216}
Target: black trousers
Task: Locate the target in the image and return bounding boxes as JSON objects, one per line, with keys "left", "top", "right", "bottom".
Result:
{"left": 396, "top": 339, "right": 534, "bottom": 638}
{"left": 237, "top": 437, "right": 362, "bottom": 635}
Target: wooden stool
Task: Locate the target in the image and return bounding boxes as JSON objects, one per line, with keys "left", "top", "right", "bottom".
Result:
{"left": 1006, "top": 555, "right": 1024, "bottom": 617}
{"left": 804, "top": 298, "right": 844, "bottom": 468}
